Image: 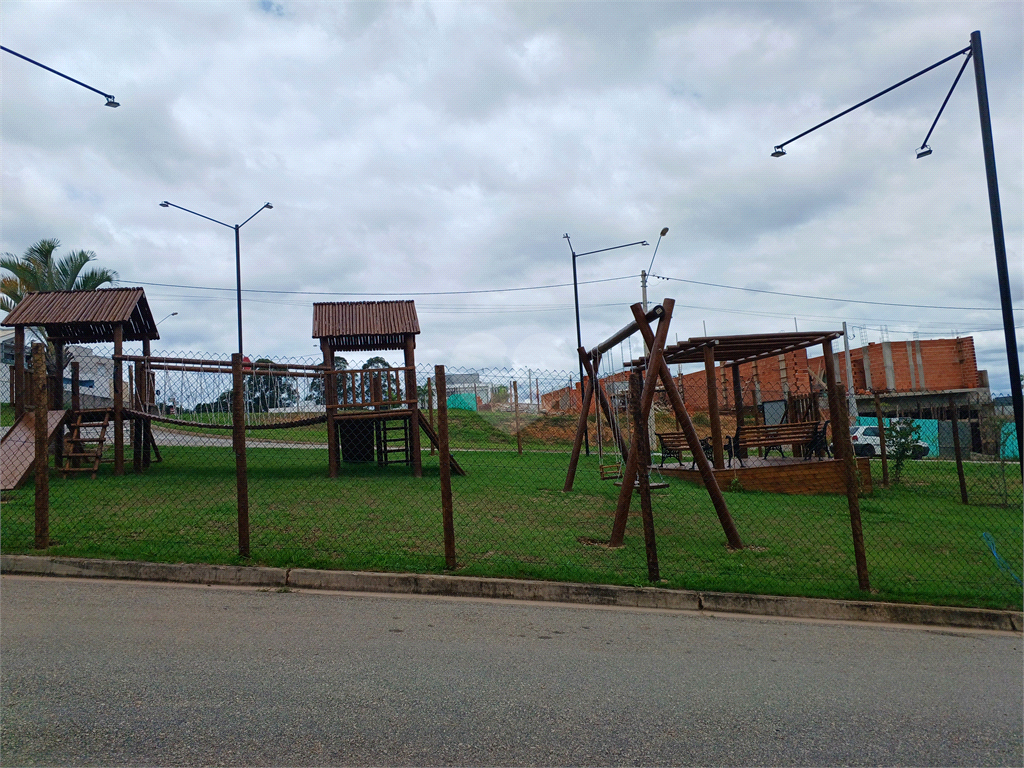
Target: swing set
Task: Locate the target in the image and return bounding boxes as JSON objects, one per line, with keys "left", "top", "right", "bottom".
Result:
{"left": 563, "top": 298, "right": 744, "bottom": 555}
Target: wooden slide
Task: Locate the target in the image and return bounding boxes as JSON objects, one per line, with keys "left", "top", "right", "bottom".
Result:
{"left": 1, "top": 410, "right": 68, "bottom": 492}
{"left": 418, "top": 418, "right": 466, "bottom": 476}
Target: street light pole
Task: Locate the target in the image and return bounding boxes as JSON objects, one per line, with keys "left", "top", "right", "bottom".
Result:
{"left": 642, "top": 228, "right": 670, "bottom": 313}
{"left": 564, "top": 234, "right": 649, "bottom": 456}
{"left": 2, "top": 45, "right": 119, "bottom": 107}
{"left": 770, "top": 30, "right": 1021, "bottom": 473}
{"left": 969, "top": 31, "right": 1022, "bottom": 472}
{"left": 159, "top": 201, "right": 272, "bottom": 357}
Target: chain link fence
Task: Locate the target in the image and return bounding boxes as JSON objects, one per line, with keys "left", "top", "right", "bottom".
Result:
{"left": 2, "top": 346, "right": 1020, "bottom": 610}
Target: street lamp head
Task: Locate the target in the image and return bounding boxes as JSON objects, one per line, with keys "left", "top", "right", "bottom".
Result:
{"left": 105, "top": 96, "right": 120, "bottom": 108}
{"left": 159, "top": 201, "right": 170, "bottom": 207}
{"left": 641, "top": 241, "right": 649, "bottom": 246}
{"left": 264, "top": 202, "right": 273, "bottom": 210}
{"left": 771, "top": 146, "right": 787, "bottom": 158}
{"left": 660, "top": 227, "right": 669, "bottom": 237}
{"left": 916, "top": 145, "right": 933, "bottom": 159}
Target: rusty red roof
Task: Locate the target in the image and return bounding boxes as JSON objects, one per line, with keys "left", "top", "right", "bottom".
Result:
{"left": 312, "top": 300, "right": 420, "bottom": 351}
{"left": 1, "top": 288, "right": 159, "bottom": 343}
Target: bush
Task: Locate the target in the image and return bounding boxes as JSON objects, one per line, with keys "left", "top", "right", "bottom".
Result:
{"left": 885, "top": 418, "right": 922, "bottom": 484}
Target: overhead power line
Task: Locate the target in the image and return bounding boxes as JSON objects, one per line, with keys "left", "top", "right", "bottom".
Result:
{"left": 133, "top": 274, "right": 635, "bottom": 298}
{"left": 652, "top": 274, "right": 1010, "bottom": 312}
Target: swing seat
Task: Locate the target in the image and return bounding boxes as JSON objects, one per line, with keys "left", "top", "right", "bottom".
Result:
{"left": 600, "top": 463, "right": 623, "bottom": 480}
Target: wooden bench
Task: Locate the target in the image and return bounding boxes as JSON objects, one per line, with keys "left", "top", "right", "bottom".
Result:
{"left": 731, "top": 421, "right": 820, "bottom": 466}
{"left": 656, "top": 431, "right": 714, "bottom": 469}
{"left": 656, "top": 431, "right": 689, "bottom": 467}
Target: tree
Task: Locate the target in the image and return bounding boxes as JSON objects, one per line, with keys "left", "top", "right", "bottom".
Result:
{"left": 2, "top": 238, "right": 119, "bottom": 359}
{"left": 245, "top": 358, "right": 298, "bottom": 413}
{"left": 1, "top": 238, "right": 118, "bottom": 316}
{"left": 360, "top": 356, "right": 394, "bottom": 403}
{"left": 308, "top": 356, "right": 348, "bottom": 405}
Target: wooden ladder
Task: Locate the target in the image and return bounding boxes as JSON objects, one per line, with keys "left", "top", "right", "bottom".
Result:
{"left": 62, "top": 409, "right": 113, "bottom": 479}
{"left": 379, "top": 417, "right": 411, "bottom": 466}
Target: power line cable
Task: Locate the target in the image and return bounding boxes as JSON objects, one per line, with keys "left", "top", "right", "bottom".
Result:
{"left": 652, "top": 274, "right": 1011, "bottom": 311}
{"left": 132, "top": 274, "right": 636, "bottom": 298}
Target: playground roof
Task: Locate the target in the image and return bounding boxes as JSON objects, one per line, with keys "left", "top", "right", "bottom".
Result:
{"left": 312, "top": 300, "right": 420, "bottom": 351}
{"left": 627, "top": 330, "right": 844, "bottom": 368}
{"left": 1, "top": 287, "right": 159, "bottom": 344}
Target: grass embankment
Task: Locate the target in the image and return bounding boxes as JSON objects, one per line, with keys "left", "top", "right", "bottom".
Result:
{"left": 1, "top": 426, "right": 1019, "bottom": 609}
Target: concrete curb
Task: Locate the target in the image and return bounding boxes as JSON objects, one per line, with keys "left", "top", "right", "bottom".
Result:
{"left": 3, "top": 554, "right": 1021, "bottom": 633}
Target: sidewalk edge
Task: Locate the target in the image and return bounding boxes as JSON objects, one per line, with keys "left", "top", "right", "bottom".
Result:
{"left": 2, "top": 555, "right": 1020, "bottom": 632}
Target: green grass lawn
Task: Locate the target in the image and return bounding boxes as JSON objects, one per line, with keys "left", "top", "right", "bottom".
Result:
{"left": 1, "top": 436, "right": 1020, "bottom": 610}
{"left": 1, "top": 402, "right": 14, "bottom": 427}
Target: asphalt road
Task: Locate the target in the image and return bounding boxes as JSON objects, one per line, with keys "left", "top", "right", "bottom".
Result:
{"left": 1, "top": 576, "right": 1021, "bottom": 767}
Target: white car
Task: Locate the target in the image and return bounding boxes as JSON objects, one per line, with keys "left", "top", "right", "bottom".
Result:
{"left": 850, "top": 425, "right": 929, "bottom": 458}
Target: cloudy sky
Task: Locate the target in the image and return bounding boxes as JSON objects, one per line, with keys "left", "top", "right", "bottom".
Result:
{"left": 2, "top": 1, "right": 1021, "bottom": 388}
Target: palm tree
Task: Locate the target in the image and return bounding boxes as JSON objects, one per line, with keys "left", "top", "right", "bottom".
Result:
{"left": 1, "top": 238, "right": 118, "bottom": 314}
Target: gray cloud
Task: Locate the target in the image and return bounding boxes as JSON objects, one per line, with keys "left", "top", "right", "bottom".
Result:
{"left": 1, "top": 0, "right": 1020, "bottom": 387}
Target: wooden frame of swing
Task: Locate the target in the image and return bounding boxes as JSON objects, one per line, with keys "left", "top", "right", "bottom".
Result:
{"left": 562, "top": 299, "right": 744, "bottom": 550}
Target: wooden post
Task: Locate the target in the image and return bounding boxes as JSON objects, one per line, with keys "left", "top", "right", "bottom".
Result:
{"left": 950, "top": 397, "right": 969, "bottom": 504}
{"left": 834, "top": 382, "right": 870, "bottom": 591}
{"left": 873, "top": 393, "right": 889, "bottom": 487}
{"left": 232, "top": 353, "right": 250, "bottom": 558}
{"left": 610, "top": 304, "right": 673, "bottom": 547}
{"left": 70, "top": 362, "right": 82, "bottom": 469}
{"left": 70, "top": 362, "right": 80, "bottom": 414}
{"left": 113, "top": 324, "right": 124, "bottom": 475}
{"left": 52, "top": 342, "right": 64, "bottom": 469}
{"left": 632, "top": 304, "right": 743, "bottom": 551}
{"left": 629, "top": 369, "right": 659, "bottom": 582}
{"left": 731, "top": 364, "right": 745, "bottom": 460}
{"left": 821, "top": 341, "right": 846, "bottom": 462}
{"left": 321, "top": 341, "right": 338, "bottom": 478}
{"left": 133, "top": 360, "right": 144, "bottom": 473}
{"left": 435, "top": 365, "right": 457, "bottom": 569}
{"left": 142, "top": 339, "right": 152, "bottom": 468}
{"left": 404, "top": 335, "right": 422, "bottom": 477}
{"left": 703, "top": 345, "right": 724, "bottom": 469}
{"left": 562, "top": 362, "right": 595, "bottom": 492}
{"left": 512, "top": 380, "right": 522, "bottom": 456}
{"left": 32, "top": 343, "right": 49, "bottom": 549}
{"left": 13, "top": 326, "right": 25, "bottom": 418}
{"left": 426, "top": 377, "right": 435, "bottom": 455}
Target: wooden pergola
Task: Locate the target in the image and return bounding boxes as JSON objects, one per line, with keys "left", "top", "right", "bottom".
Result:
{"left": 1, "top": 287, "right": 159, "bottom": 475}
{"left": 312, "top": 300, "right": 424, "bottom": 477}
{"left": 628, "top": 331, "right": 845, "bottom": 470}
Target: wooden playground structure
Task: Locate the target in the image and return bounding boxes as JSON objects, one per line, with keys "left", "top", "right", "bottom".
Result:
{"left": 563, "top": 298, "right": 871, "bottom": 586}
{"left": 313, "top": 300, "right": 463, "bottom": 477}
{"left": 563, "top": 299, "right": 745, "bottom": 576}
{"left": 2, "top": 290, "right": 462, "bottom": 493}
{"left": 1, "top": 287, "right": 160, "bottom": 490}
